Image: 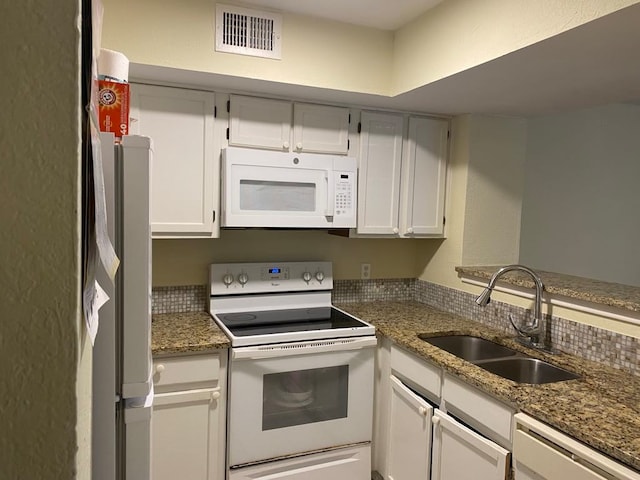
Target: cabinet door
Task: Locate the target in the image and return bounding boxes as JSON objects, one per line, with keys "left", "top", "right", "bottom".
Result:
{"left": 293, "top": 103, "right": 350, "bottom": 154}
{"left": 400, "top": 116, "right": 448, "bottom": 237}
{"left": 387, "top": 376, "right": 433, "bottom": 480}
{"left": 229, "top": 95, "right": 292, "bottom": 150}
{"left": 357, "top": 111, "right": 404, "bottom": 235}
{"left": 431, "top": 410, "right": 509, "bottom": 480}
{"left": 152, "top": 388, "right": 221, "bottom": 480}
{"left": 130, "top": 84, "right": 217, "bottom": 237}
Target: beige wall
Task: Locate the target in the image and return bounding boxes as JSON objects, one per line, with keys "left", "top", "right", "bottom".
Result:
{"left": 392, "top": 0, "right": 640, "bottom": 95}
{"left": 103, "top": 0, "right": 640, "bottom": 337}
{"left": 462, "top": 115, "right": 526, "bottom": 266}
{"left": 153, "top": 230, "right": 424, "bottom": 286}
{"left": 416, "top": 114, "right": 525, "bottom": 289}
{"left": 419, "top": 115, "right": 639, "bottom": 338}
{"left": 102, "top": 0, "right": 640, "bottom": 97}
{"left": 101, "top": 0, "right": 394, "bottom": 95}
{"left": 0, "top": 0, "right": 87, "bottom": 478}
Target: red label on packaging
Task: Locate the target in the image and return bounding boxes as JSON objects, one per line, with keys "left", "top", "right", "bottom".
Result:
{"left": 98, "top": 80, "right": 130, "bottom": 137}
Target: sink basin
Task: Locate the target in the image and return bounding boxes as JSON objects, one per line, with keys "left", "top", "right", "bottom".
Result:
{"left": 420, "top": 335, "right": 519, "bottom": 362}
{"left": 476, "top": 357, "right": 580, "bottom": 384}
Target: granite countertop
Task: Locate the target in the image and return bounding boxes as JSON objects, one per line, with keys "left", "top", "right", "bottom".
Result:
{"left": 152, "top": 311, "right": 230, "bottom": 356}
{"left": 338, "top": 301, "right": 640, "bottom": 471}
{"left": 150, "top": 304, "right": 640, "bottom": 470}
{"left": 456, "top": 265, "right": 640, "bottom": 313}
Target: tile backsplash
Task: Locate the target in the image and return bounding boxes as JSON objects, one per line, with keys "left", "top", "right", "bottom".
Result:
{"left": 152, "top": 285, "right": 208, "bottom": 314}
{"left": 153, "top": 279, "right": 638, "bottom": 375}
{"left": 413, "top": 280, "right": 639, "bottom": 377}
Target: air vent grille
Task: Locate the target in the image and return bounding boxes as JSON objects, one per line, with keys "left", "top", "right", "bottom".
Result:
{"left": 215, "top": 5, "right": 282, "bottom": 59}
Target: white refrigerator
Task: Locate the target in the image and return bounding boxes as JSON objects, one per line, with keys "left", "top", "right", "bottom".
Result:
{"left": 93, "top": 132, "right": 153, "bottom": 480}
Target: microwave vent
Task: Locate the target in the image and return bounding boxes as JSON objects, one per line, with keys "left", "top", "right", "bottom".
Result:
{"left": 215, "top": 4, "right": 282, "bottom": 59}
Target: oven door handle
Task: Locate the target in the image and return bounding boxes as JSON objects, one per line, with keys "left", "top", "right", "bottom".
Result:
{"left": 232, "top": 336, "right": 378, "bottom": 360}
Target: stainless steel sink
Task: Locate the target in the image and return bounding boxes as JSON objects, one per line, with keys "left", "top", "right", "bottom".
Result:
{"left": 475, "top": 357, "right": 580, "bottom": 384}
{"left": 419, "top": 334, "right": 580, "bottom": 384}
{"left": 420, "top": 335, "right": 519, "bottom": 362}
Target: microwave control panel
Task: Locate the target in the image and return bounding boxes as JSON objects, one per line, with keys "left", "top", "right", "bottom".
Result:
{"left": 333, "top": 171, "right": 356, "bottom": 226}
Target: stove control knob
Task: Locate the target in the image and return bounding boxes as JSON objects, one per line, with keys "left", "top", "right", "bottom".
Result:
{"left": 237, "top": 273, "right": 249, "bottom": 286}
{"left": 222, "top": 273, "right": 234, "bottom": 286}
{"left": 315, "top": 271, "right": 325, "bottom": 282}
{"left": 302, "top": 271, "right": 312, "bottom": 283}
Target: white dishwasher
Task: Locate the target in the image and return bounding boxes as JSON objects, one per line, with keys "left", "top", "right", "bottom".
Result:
{"left": 513, "top": 413, "right": 640, "bottom": 480}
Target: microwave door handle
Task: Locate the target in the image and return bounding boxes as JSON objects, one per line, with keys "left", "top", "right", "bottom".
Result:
{"left": 325, "top": 171, "right": 334, "bottom": 217}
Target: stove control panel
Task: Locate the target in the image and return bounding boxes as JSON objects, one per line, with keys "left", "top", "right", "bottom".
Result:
{"left": 210, "top": 261, "right": 333, "bottom": 296}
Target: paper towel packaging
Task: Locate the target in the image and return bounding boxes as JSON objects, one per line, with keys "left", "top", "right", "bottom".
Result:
{"left": 97, "top": 49, "right": 130, "bottom": 137}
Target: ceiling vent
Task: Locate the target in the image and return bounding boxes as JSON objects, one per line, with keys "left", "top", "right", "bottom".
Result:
{"left": 215, "top": 4, "right": 282, "bottom": 60}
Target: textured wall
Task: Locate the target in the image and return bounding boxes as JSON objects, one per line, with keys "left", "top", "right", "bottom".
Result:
{"left": 520, "top": 103, "right": 640, "bottom": 286}
{"left": 0, "top": 0, "right": 85, "bottom": 478}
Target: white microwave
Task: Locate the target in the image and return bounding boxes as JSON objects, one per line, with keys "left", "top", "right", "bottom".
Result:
{"left": 221, "top": 147, "right": 357, "bottom": 228}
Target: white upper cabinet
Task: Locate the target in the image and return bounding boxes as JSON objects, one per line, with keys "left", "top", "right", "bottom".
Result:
{"left": 229, "top": 95, "right": 292, "bottom": 151}
{"left": 400, "top": 116, "right": 449, "bottom": 236}
{"left": 129, "top": 84, "right": 218, "bottom": 238}
{"left": 357, "top": 111, "right": 449, "bottom": 238}
{"left": 229, "top": 95, "right": 350, "bottom": 154}
{"left": 357, "top": 111, "right": 405, "bottom": 235}
{"left": 293, "top": 103, "right": 350, "bottom": 154}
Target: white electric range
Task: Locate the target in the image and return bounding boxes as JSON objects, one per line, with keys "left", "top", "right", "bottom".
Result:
{"left": 209, "top": 261, "right": 376, "bottom": 480}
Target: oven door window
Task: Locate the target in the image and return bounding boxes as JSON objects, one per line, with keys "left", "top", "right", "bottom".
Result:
{"left": 262, "top": 366, "right": 348, "bottom": 431}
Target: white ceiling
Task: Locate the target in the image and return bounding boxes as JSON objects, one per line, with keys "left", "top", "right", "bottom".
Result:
{"left": 242, "top": 0, "right": 445, "bottom": 30}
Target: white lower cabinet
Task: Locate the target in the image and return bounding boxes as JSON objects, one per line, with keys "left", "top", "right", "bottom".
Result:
{"left": 431, "top": 409, "right": 509, "bottom": 480}
{"left": 387, "top": 376, "right": 433, "bottom": 480}
{"left": 513, "top": 414, "right": 640, "bottom": 480}
{"left": 151, "top": 352, "right": 227, "bottom": 480}
{"left": 380, "top": 344, "right": 511, "bottom": 480}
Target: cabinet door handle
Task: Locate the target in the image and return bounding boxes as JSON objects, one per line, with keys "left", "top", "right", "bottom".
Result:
{"left": 283, "top": 141, "right": 290, "bottom": 149}
{"left": 407, "top": 227, "right": 414, "bottom": 234}
{"left": 419, "top": 406, "right": 428, "bottom": 416}
{"left": 392, "top": 227, "right": 399, "bottom": 234}
{"left": 155, "top": 364, "right": 165, "bottom": 374}
{"left": 432, "top": 416, "right": 441, "bottom": 426}
{"left": 296, "top": 142, "right": 303, "bottom": 150}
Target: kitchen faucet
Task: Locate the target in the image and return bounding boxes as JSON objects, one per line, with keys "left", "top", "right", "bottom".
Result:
{"left": 475, "top": 265, "right": 548, "bottom": 350}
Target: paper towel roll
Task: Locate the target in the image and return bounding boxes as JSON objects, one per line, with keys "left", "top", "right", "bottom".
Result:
{"left": 98, "top": 48, "right": 129, "bottom": 82}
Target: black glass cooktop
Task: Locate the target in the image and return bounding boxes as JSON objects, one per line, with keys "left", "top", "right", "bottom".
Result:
{"left": 215, "top": 306, "right": 368, "bottom": 337}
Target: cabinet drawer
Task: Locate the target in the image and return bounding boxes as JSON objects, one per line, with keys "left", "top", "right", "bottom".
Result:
{"left": 390, "top": 344, "right": 441, "bottom": 403}
{"left": 442, "top": 373, "right": 513, "bottom": 448}
{"left": 153, "top": 354, "right": 220, "bottom": 391}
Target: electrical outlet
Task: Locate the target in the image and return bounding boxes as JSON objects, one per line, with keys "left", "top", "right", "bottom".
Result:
{"left": 360, "top": 263, "right": 371, "bottom": 280}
